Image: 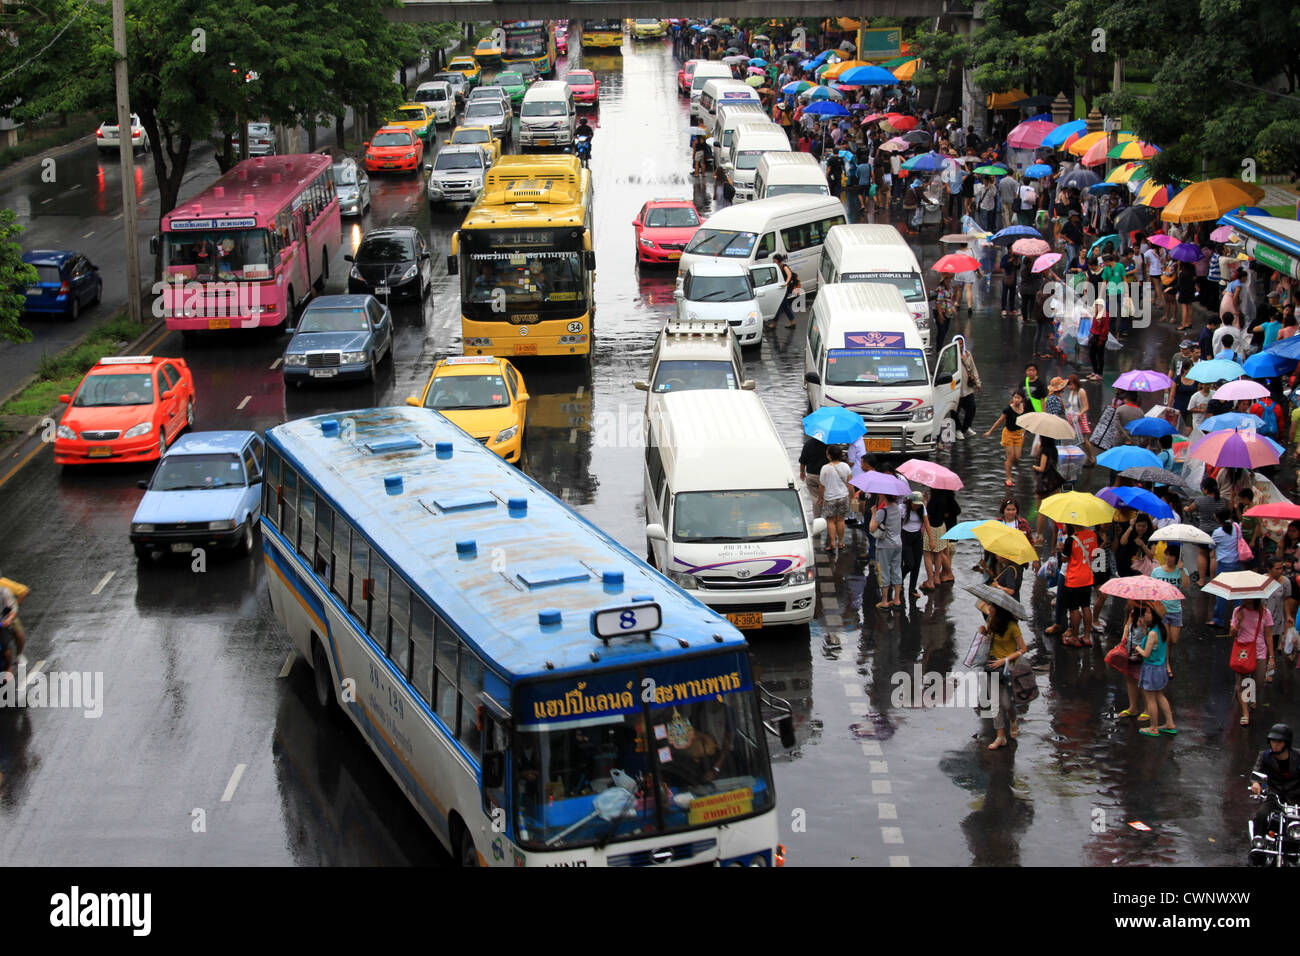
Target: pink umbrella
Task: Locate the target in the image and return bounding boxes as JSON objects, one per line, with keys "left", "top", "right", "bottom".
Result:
{"left": 1210, "top": 225, "right": 1235, "bottom": 243}
{"left": 1188, "top": 430, "right": 1280, "bottom": 469}
{"left": 1212, "top": 379, "right": 1268, "bottom": 401}
{"left": 1114, "top": 369, "right": 1174, "bottom": 392}
{"left": 1148, "top": 234, "right": 1178, "bottom": 249}
{"left": 1011, "top": 238, "right": 1051, "bottom": 256}
{"left": 1031, "top": 252, "right": 1062, "bottom": 273}
{"left": 850, "top": 470, "right": 911, "bottom": 497}
{"left": 879, "top": 137, "right": 909, "bottom": 151}
{"left": 897, "top": 459, "right": 964, "bottom": 491}
{"left": 1099, "top": 574, "right": 1185, "bottom": 602}
{"left": 1006, "top": 120, "right": 1057, "bottom": 150}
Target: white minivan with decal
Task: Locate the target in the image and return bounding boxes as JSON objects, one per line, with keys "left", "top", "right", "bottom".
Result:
{"left": 819, "top": 224, "right": 934, "bottom": 350}
{"left": 804, "top": 283, "right": 966, "bottom": 456}
{"left": 645, "top": 389, "right": 823, "bottom": 629}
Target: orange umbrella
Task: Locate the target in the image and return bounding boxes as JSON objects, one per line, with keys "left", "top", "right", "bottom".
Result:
{"left": 1068, "top": 130, "right": 1135, "bottom": 157}
{"left": 891, "top": 58, "right": 919, "bottom": 81}
{"left": 1160, "top": 178, "right": 1267, "bottom": 224}
{"left": 823, "top": 58, "right": 867, "bottom": 80}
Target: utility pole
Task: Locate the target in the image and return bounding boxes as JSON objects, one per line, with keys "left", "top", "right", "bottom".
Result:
{"left": 111, "top": 0, "right": 142, "bottom": 323}
{"left": 1105, "top": 57, "right": 1122, "bottom": 177}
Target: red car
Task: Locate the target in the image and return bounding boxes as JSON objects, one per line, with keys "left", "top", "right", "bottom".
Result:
{"left": 566, "top": 69, "right": 599, "bottom": 106}
{"left": 54, "top": 355, "right": 195, "bottom": 465}
{"left": 678, "top": 59, "right": 703, "bottom": 96}
{"left": 364, "top": 126, "right": 423, "bottom": 174}
{"left": 632, "top": 199, "right": 702, "bottom": 265}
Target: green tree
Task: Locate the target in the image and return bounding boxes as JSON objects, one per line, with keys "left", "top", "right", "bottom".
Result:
{"left": 0, "top": 210, "right": 38, "bottom": 344}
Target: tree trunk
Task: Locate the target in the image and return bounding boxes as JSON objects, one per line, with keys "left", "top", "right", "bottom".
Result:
{"left": 307, "top": 120, "right": 317, "bottom": 152}
{"left": 335, "top": 112, "right": 345, "bottom": 151}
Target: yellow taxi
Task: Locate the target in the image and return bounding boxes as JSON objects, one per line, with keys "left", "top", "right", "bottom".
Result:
{"left": 446, "top": 56, "right": 482, "bottom": 88}
{"left": 445, "top": 124, "right": 501, "bottom": 165}
{"left": 385, "top": 103, "right": 436, "bottom": 142}
{"left": 407, "top": 356, "right": 529, "bottom": 463}
{"left": 632, "top": 18, "right": 667, "bottom": 39}
{"left": 474, "top": 36, "right": 503, "bottom": 69}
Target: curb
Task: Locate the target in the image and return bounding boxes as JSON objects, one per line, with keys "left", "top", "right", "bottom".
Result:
{"left": 0, "top": 131, "right": 97, "bottom": 188}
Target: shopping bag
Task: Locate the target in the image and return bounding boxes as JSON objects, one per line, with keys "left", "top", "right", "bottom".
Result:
{"left": 963, "top": 629, "right": 991, "bottom": 668}
{"left": 1105, "top": 333, "right": 1122, "bottom": 351}
{"left": 1104, "top": 639, "right": 1131, "bottom": 674}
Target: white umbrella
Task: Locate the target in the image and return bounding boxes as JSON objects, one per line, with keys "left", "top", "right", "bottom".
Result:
{"left": 1149, "top": 524, "right": 1213, "bottom": 546}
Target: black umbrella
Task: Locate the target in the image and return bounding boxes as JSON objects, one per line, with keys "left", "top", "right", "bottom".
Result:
{"left": 1058, "top": 168, "right": 1100, "bottom": 190}
{"left": 903, "top": 130, "right": 931, "bottom": 144}
{"left": 1013, "top": 94, "right": 1055, "bottom": 110}
{"left": 963, "top": 584, "right": 1030, "bottom": 620}
{"left": 1114, "top": 204, "right": 1159, "bottom": 235}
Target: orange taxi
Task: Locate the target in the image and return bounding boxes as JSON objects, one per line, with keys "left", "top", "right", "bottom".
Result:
{"left": 54, "top": 356, "right": 196, "bottom": 465}
{"left": 364, "top": 126, "right": 424, "bottom": 174}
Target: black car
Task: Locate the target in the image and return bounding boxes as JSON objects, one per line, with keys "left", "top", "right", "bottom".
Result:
{"left": 345, "top": 227, "right": 432, "bottom": 302}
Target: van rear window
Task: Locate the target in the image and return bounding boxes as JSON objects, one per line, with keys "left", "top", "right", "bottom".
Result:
{"left": 839, "top": 271, "right": 927, "bottom": 302}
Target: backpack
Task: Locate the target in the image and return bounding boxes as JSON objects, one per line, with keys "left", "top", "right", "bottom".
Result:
{"left": 1256, "top": 400, "right": 1279, "bottom": 438}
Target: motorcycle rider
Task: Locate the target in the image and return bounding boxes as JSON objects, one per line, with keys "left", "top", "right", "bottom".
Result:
{"left": 574, "top": 116, "right": 593, "bottom": 162}
{"left": 1250, "top": 723, "right": 1300, "bottom": 842}
{"left": 0, "top": 574, "right": 22, "bottom": 679}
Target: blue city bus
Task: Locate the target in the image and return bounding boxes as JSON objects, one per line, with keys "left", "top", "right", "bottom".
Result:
{"left": 261, "top": 406, "right": 790, "bottom": 866}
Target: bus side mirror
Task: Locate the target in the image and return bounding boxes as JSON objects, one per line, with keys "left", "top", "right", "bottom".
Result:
{"left": 137, "top": 480, "right": 149, "bottom": 490}
{"left": 584, "top": 250, "right": 596, "bottom": 269}
{"left": 804, "top": 371, "right": 821, "bottom": 385}
{"left": 149, "top": 235, "right": 159, "bottom": 256}
{"left": 778, "top": 714, "right": 796, "bottom": 749}
{"left": 343, "top": 254, "right": 353, "bottom": 262}
{"left": 482, "top": 750, "right": 506, "bottom": 790}
{"left": 446, "top": 255, "right": 458, "bottom": 275}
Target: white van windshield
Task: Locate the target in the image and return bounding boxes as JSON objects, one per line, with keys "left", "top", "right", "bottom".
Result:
{"left": 839, "top": 271, "right": 927, "bottom": 302}
{"left": 522, "top": 101, "right": 568, "bottom": 117}
{"left": 766, "top": 184, "right": 829, "bottom": 197}
{"left": 685, "top": 229, "right": 756, "bottom": 257}
{"left": 826, "top": 348, "right": 928, "bottom": 387}
{"left": 673, "top": 489, "right": 807, "bottom": 542}
{"left": 735, "top": 149, "right": 770, "bottom": 171}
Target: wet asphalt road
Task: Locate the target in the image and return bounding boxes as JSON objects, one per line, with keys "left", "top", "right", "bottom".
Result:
{"left": 1, "top": 35, "right": 1296, "bottom": 867}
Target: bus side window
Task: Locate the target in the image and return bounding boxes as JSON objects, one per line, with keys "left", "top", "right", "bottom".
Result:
{"left": 482, "top": 717, "right": 508, "bottom": 815}
{"left": 349, "top": 530, "right": 368, "bottom": 618}
{"left": 331, "top": 517, "right": 350, "bottom": 601}
{"left": 434, "top": 618, "right": 459, "bottom": 733}
{"left": 410, "top": 597, "right": 434, "bottom": 693}
{"left": 281, "top": 466, "right": 298, "bottom": 548}
{"left": 368, "top": 553, "right": 391, "bottom": 649}
{"left": 299, "top": 484, "right": 317, "bottom": 565}
{"left": 458, "top": 647, "right": 483, "bottom": 754}
{"left": 820, "top": 252, "right": 834, "bottom": 285}
{"left": 780, "top": 223, "right": 810, "bottom": 253}
{"left": 388, "top": 578, "right": 411, "bottom": 672}
{"left": 263, "top": 449, "right": 280, "bottom": 529}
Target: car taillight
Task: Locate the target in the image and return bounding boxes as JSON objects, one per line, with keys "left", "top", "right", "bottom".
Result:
{"left": 58, "top": 281, "right": 70, "bottom": 294}
{"left": 132, "top": 130, "right": 141, "bottom": 138}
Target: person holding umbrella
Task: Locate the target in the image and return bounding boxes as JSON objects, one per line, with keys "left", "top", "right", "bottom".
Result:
{"left": 1230, "top": 593, "right": 1276, "bottom": 726}
{"left": 1132, "top": 602, "right": 1176, "bottom": 736}
{"left": 868, "top": 491, "right": 906, "bottom": 609}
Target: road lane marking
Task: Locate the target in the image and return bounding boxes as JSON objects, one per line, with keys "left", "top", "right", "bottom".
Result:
{"left": 881, "top": 826, "right": 903, "bottom": 844}
{"left": 889, "top": 856, "right": 911, "bottom": 867}
{"left": 140, "top": 327, "right": 170, "bottom": 354}
{"left": 576, "top": 385, "right": 585, "bottom": 398}
{"left": 221, "top": 764, "right": 247, "bottom": 802}
{"left": 878, "top": 803, "right": 897, "bottom": 820}
{"left": 0, "top": 442, "right": 49, "bottom": 490}
{"left": 860, "top": 741, "right": 882, "bottom": 756}
{"left": 870, "top": 760, "right": 889, "bottom": 774}
{"left": 278, "top": 652, "right": 295, "bottom": 677}
{"left": 842, "top": 683, "right": 862, "bottom": 697}
{"left": 82, "top": 231, "right": 95, "bottom": 238}
{"left": 114, "top": 213, "right": 123, "bottom": 220}
{"left": 90, "top": 571, "right": 115, "bottom": 595}
{"left": 871, "top": 779, "right": 892, "bottom": 794}
{"left": 269, "top": 358, "right": 282, "bottom": 370}
{"left": 40, "top": 198, "right": 52, "bottom": 205}
{"left": 24, "top": 660, "right": 46, "bottom": 688}
{"left": 236, "top": 395, "right": 251, "bottom": 410}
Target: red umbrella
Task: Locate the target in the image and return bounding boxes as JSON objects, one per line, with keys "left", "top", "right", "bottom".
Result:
{"left": 884, "top": 113, "right": 918, "bottom": 132}
{"left": 1244, "top": 502, "right": 1300, "bottom": 521}
{"left": 933, "top": 253, "right": 981, "bottom": 273}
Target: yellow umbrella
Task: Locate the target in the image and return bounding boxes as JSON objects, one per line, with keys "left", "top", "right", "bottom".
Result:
{"left": 1160, "top": 178, "right": 1268, "bottom": 224}
{"left": 1067, "top": 130, "right": 1135, "bottom": 156}
{"left": 1039, "top": 491, "right": 1115, "bottom": 526}
{"left": 1106, "top": 161, "right": 1147, "bottom": 184}
{"left": 972, "top": 521, "right": 1039, "bottom": 565}
{"left": 824, "top": 58, "right": 867, "bottom": 80}
{"left": 891, "top": 58, "right": 919, "bottom": 81}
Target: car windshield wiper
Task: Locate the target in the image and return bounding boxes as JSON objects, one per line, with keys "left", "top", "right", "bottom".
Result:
{"left": 161, "top": 483, "right": 222, "bottom": 491}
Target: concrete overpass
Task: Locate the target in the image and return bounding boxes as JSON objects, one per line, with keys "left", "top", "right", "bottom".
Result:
{"left": 390, "top": 2, "right": 947, "bottom": 22}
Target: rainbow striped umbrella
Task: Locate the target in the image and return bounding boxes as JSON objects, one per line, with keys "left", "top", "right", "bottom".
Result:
{"left": 1188, "top": 430, "right": 1281, "bottom": 468}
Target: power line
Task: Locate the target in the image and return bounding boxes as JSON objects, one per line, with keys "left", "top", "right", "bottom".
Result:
{"left": 0, "top": 0, "right": 96, "bottom": 88}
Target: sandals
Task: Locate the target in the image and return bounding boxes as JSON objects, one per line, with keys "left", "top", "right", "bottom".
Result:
{"left": 1159, "top": 727, "right": 1178, "bottom": 735}
{"left": 1004, "top": 479, "right": 1014, "bottom": 487}
{"left": 875, "top": 601, "right": 892, "bottom": 610}
{"left": 988, "top": 737, "right": 1008, "bottom": 750}
{"left": 1061, "top": 633, "right": 1082, "bottom": 647}
{"left": 1241, "top": 717, "right": 1251, "bottom": 726}
{"left": 1138, "top": 728, "right": 1161, "bottom": 737}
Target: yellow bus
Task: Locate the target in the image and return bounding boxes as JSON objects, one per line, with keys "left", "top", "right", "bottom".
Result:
{"left": 581, "top": 18, "right": 623, "bottom": 50}
{"left": 449, "top": 155, "right": 594, "bottom": 359}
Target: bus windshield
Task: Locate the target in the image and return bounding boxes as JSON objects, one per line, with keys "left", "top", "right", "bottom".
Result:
{"left": 826, "top": 347, "right": 929, "bottom": 386}
{"left": 505, "top": 27, "right": 543, "bottom": 57}
{"left": 839, "top": 271, "right": 927, "bottom": 302}
{"left": 461, "top": 231, "right": 586, "bottom": 320}
{"left": 513, "top": 652, "right": 772, "bottom": 851}
{"left": 672, "top": 489, "right": 807, "bottom": 542}
{"left": 163, "top": 230, "right": 272, "bottom": 281}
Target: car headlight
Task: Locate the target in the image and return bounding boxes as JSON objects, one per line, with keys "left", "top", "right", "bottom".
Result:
{"left": 667, "top": 570, "right": 697, "bottom": 590}
{"left": 404, "top": 151, "right": 415, "bottom": 159}
{"left": 787, "top": 569, "right": 812, "bottom": 586}
{"left": 123, "top": 422, "right": 152, "bottom": 438}
{"left": 349, "top": 265, "right": 362, "bottom": 280}
{"left": 341, "top": 351, "right": 367, "bottom": 364}
{"left": 428, "top": 182, "right": 443, "bottom": 195}
{"left": 494, "top": 424, "right": 519, "bottom": 444}
{"left": 639, "top": 237, "right": 655, "bottom": 247}
{"left": 208, "top": 520, "right": 237, "bottom": 531}
{"left": 400, "top": 263, "right": 418, "bottom": 281}
{"left": 911, "top": 407, "right": 934, "bottom": 424}
{"left": 57, "top": 424, "right": 76, "bottom": 440}
{"left": 284, "top": 353, "right": 307, "bottom": 366}
{"left": 131, "top": 523, "right": 154, "bottom": 533}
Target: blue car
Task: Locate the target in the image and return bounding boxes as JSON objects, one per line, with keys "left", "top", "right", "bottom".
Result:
{"left": 22, "top": 250, "right": 102, "bottom": 319}
{"left": 282, "top": 294, "right": 393, "bottom": 385}
{"left": 130, "top": 431, "right": 264, "bottom": 560}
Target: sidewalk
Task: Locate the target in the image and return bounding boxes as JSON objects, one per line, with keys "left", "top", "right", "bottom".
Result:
{"left": 1259, "top": 182, "right": 1299, "bottom": 212}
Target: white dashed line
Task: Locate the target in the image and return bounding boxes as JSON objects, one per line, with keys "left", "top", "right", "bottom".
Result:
{"left": 870, "top": 760, "right": 889, "bottom": 774}
{"left": 278, "top": 652, "right": 295, "bottom": 678}
{"left": 837, "top": 666, "right": 856, "bottom": 678}
{"left": 569, "top": 428, "right": 577, "bottom": 443}
{"left": 40, "top": 198, "right": 52, "bottom": 205}
{"left": 114, "top": 213, "right": 123, "bottom": 220}
{"left": 881, "top": 826, "right": 904, "bottom": 844}
{"left": 848, "top": 701, "right": 869, "bottom": 717}
{"left": 843, "top": 683, "right": 863, "bottom": 697}
{"left": 82, "top": 231, "right": 94, "bottom": 238}
{"left": 860, "top": 741, "right": 882, "bottom": 756}
{"left": 823, "top": 613, "right": 843, "bottom": 627}
{"left": 236, "top": 395, "right": 251, "bottom": 410}
{"left": 872, "top": 779, "right": 893, "bottom": 794}
{"left": 23, "top": 660, "right": 46, "bottom": 688}
{"left": 90, "top": 571, "right": 114, "bottom": 595}
{"left": 878, "top": 803, "right": 898, "bottom": 820}
{"left": 889, "top": 856, "right": 911, "bottom": 867}
{"left": 269, "top": 358, "right": 282, "bottom": 370}
{"left": 221, "top": 764, "right": 247, "bottom": 802}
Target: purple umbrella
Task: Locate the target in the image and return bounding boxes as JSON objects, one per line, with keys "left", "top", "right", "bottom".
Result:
{"left": 1170, "top": 242, "right": 1204, "bottom": 263}
{"left": 850, "top": 471, "right": 911, "bottom": 497}
{"left": 1113, "top": 369, "right": 1174, "bottom": 392}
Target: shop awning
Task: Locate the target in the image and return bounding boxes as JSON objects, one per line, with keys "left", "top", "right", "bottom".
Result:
{"left": 987, "top": 89, "right": 1029, "bottom": 110}
{"left": 1220, "top": 214, "right": 1300, "bottom": 279}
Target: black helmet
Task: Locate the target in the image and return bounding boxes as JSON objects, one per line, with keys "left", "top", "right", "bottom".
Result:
{"left": 1268, "top": 724, "right": 1293, "bottom": 746}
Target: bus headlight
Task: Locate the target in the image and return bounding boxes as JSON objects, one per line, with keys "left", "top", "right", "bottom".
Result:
{"left": 341, "top": 351, "right": 367, "bottom": 364}
{"left": 666, "top": 571, "right": 697, "bottom": 590}
{"left": 123, "top": 422, "right": 152, "bottom": 438}
{"left": 494, "top": 424, "right": 519, "bottom": 444}
{"left": 284, "top": 354, "right": 307, "bottom": 366}
{"left": 911, "top": 407, "right": 934, "bottom": 424}
{"left": 786, "top": 569, "right": 812, "bottom": 586}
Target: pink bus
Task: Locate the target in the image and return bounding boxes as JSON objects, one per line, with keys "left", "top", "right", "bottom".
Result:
{"left": 154, "top": 154, "right": 341, "bottom": 332}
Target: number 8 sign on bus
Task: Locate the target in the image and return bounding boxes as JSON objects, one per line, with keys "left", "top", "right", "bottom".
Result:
{"left": 590, "top": 602, "right": 662, "bottom": 642}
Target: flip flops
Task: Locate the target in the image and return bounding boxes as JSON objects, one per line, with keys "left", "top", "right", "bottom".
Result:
{"left": 1159, "top": 727, "right": 1178, "bottom": 735}
{"left": 1138, "top": 728, "right": 1161, "bottom": 737}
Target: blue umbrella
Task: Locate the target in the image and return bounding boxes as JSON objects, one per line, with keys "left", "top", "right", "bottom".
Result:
{"left": 802, "top": 406, "right": 867, "bottom": 444}
{"left": 1218, "top": 207, "right": 1268, "bottom": 222}
{"left": 1186, "top": 358, "right": 1246, "bottom": 383}
{"left": 903, "top": 151, "right": 949, "bottom": 173}
{"left": 1096, "top": 446, "right": 1163, "bottom": 472}
{"left": 1041, "top": 119, "right": 1086, "bottom": 149}
{"left": 749, "top": 57, "right": 767, "bottom": 67}
{"left": 1024, "top": 163, "right": 1053, "bottom": 179}
{"left": 839, "top": 65, "right": 899, "bottom": 86}
{"left": 1201, "top": 412, "right": 1265, "bottom": 432}
{"left": 1026, "top": 112, "right": 1053, "bottom": 122}
{"left": 803, "top": 100, "right": 849, "bottom": 117}
{"left": 1088, "top": 234, "right": 1121, "bottom": 255}
{"left": 781, "top": 80, "right": 810, "bottom": 95}
{"left": 941, "top": 520, "right": 988, "bottom": 541}
{"left": 1089, "top": 182, "right": 1124, "bottom": 194}
{"left": 1096, "top": 486, "right": 1175, "bottom": 520}
{"left": 1125, "top": 417, "right": 1177, "bottom": 438}
{"left": 1244, "top": 351, "right": 1294, "bottom": 378}
{"left": 804, "top": 86, "right": 838, "bottom": 102}
{"left": 991, "top": 224, "right": 1043, "bottom": 246}
{"left": 1266, "top": 335, "right": 1300, "bottom": 361}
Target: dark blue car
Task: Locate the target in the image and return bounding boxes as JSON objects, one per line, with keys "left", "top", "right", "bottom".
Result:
{"left": 282, "top": 294, "right": 393, "bottom": 385}
{"left": 22, "top": 250, "right": 102, "bottom": 319}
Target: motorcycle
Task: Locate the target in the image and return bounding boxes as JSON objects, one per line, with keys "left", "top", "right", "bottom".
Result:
{"left": 572, "top": 134, "right": 591, "bottom": 168}
{"left": 1248, "top": 770, "right": 1300, "bottom": 866}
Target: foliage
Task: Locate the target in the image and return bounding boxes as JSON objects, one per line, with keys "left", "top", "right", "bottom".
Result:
{"left": 0, "top": 210, "right": 38, "bottom": 344}
{"left": 0, "top": 313, "right": 142, "bottom": 415}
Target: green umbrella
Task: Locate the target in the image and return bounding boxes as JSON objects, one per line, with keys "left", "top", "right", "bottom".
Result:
{"left": 879, "top": 55, "right": 913, "bottom": 69}
{"left": 745, "top": 75, "right": 764, "bottom": 87}
{"left": 974, "top": 165, "right": 1009, "bottom": 176}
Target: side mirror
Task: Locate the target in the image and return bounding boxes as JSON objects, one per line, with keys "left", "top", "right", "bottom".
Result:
{"left": 446, "top": 254, "right": 459, "bottom": 275}
{"left": 405, "top": 396, "right": 420, "bottom": 407}
{"left": 137, "top": 479, "right": 149, "bottom": 490}
{"left": 584, "top": 250, "right": 596, "bottom": 269}
{"left": 646, "top": 523, "right": 667, "bottom": 542}
{"left": 812, "top": 517, "right": 827, "bottom": 536}
{"left": 634, "top": 380, "right": 649, "bottom": 392}
{"left": 778, "top": 714, "right": 796, "bottom": 750}
{"left": 58, "top": 394, "right": 71, "bottom": 403}
{"left": 804, "top": 371, "right": 821, "bottom": 385}
{"left": 631, "top": 220, "right": 640, "bottom": 227}
{"left": 284, "top": 327, "right": 295, "bottom": 335}
{"left": 421, "top": 251, "right": 430, "bottom": 260}
{"left": 481, "top": 750, "right": 506, "bottom": 790}
{"left": 741, "top": 379, "right": 756, "bottom": 390}
{"left": 362, "top": 141, "right": 370, "bottom": 148}
{"left": 149, "top": 235, "right": 159, "bottom": 256}
{"left": 517, "top": 392, "right": 530, "bottom": 402}
{"left": 423, "top": 163, "right": 432, "bottom": 171}
{"left": 343, "top": 254, "right": 353, "bottom": 262}
{"left": 162, "top": 390, "right": 174, "bottom": 400}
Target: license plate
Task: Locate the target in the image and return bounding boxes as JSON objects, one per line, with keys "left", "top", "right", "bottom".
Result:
{"left": 726, "top": 612, "right": 763, "bottom": 630}
{"left": 87, "top": 446, "right": 112, "bottom": 458}
{"left": 310, "top": 368, "right": 337, "bottom": 378}
{"left": 170, "top": 543, "right": 193, "bottom": 553}
{"left": 208, "top": 318, "right": 230, "bottom": 330}
{"left": 375, "top": 285, "right": 389, "bottom": 295}
{"left": 514, "top": 344, "right": 538, "bottom": 355}
{"left": 537, "top": 139, "right": 551, "bottom": 146}
{"left": 666, "top": 252, "right": 681, "bottom": 259}
{"left": 26, "top": 287, "right": 40, "bottom": 295}
{"left": 863, "top": 438, "right": 893, "bottom": 452}
{"left": 384, "top": 163, "right": 395, "bottom": 168}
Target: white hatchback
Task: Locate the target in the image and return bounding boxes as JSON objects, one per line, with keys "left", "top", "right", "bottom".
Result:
{"left": 674, "top": 259, "right": 768, "bottom": 347}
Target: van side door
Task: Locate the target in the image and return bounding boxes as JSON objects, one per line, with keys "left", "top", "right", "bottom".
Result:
{"left": 805, "top": 322, "right": 825, "bottom": 409}
{"left": 929, "top": 335, "right": 965, "bottom": 433}
{"left": 749, "top": 262, "right": 785, "bottom": 321}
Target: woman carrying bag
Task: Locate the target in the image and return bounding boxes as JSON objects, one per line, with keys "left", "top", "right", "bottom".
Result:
{"left": 981, "top": 604, "right": 1028, "bottom": 750}
{"left": 1134, "top": 603, "right": 1177, "bottom": 736}
{"left": 1230, "top": 597, "right": 1275, "bottom": 726}
{"left": 1087, "top": 298, "right": 1110, "bottom": 381}
{"left": 769, "top": 253, "right": 800, "bottom": 330}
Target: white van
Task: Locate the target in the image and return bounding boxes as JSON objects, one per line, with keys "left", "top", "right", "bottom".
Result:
{"left": 518, "top": 80, "right": 576, "bottom": 148}
{"left": 689, "top": 62, "right": 733, "bottom": 119}
{"left": 803, "top": 283, "right": 967, "bottom": 456}
{"left": 698, "top": 79, "right": 762, "bottom": 137}
{"left": 819, "top": 224, "right": 934, "bottom": 350}
{"left": 726, "top": 121, "right": 792, "bottom": 202}
{"left": 710, "top": 102, "right": 767, "bottom": 172}
{"left": 645, "top": 389, "right": 823, "bottom": 629}
{"left": 754, "top": 152, "right": 830, "bottom": 201}
{"left": 678, "top": 193, "right": 847, "bottom": 298}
